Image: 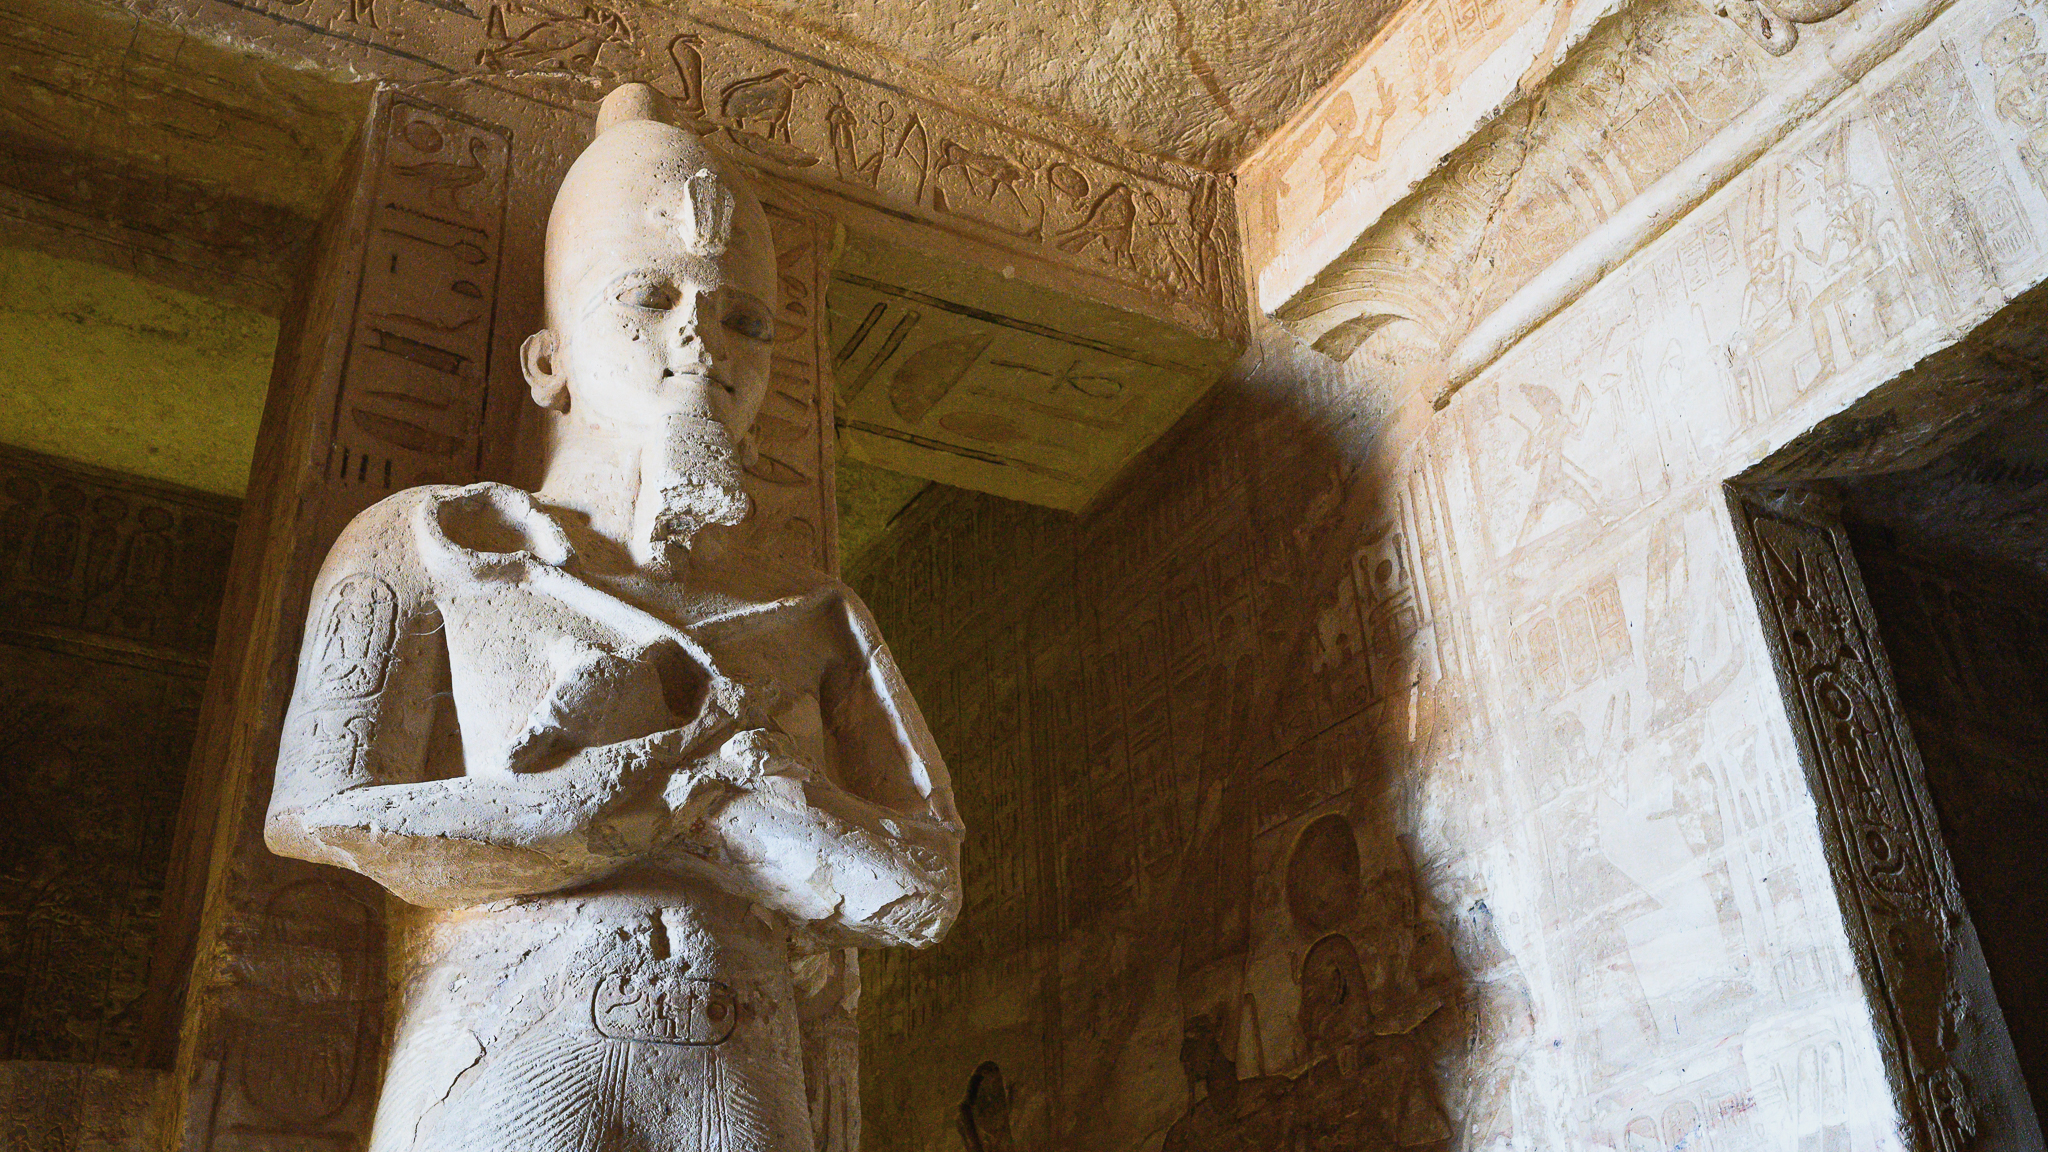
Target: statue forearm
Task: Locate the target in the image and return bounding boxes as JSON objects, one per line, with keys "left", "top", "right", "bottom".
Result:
{"left": 270, "top": 712, "right": 962, "bottom": 932}
{"left": 272, "top": 775, "right": 636, "bottom": 907}
{"left": 269, "top": 718, "right": 729, "bottom": 907}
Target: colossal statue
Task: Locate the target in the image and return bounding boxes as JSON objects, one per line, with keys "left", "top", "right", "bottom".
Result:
{"left": 265, "top": 82, "right": 963, "bottom": 1152}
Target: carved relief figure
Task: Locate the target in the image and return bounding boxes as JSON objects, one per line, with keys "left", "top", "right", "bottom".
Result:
{"left": 267, "top": 84, "right": 963, "bottom": 1152}
{"left": 722, "top": 69, "right": 811, "bottom": 143}
{"left": 1983, "top": 14, "right": 2048, "bottom": 191}
{"left": 477, "top": 2, "right": 633, "bottom": 77}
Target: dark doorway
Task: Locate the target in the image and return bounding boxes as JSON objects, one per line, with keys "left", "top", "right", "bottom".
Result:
{"left": 1729, "top": 352, "right": 2048, "bottom": 1147}
{"left": 1833, "top": 394, "right": 2048, "bottom": 1127}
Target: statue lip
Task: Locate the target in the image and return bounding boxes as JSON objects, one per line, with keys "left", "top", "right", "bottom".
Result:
{"left": 659, "top": 365, "right": 733, "bottom": 395}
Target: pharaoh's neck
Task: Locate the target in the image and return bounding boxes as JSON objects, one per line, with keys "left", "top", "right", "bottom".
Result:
{"left": 536, "top": 410, "right": 753, "bottom": 576}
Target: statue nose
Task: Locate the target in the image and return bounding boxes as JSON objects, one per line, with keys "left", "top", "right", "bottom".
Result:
{"left": 670, "top": 302, "right": 710, "bottom": 360}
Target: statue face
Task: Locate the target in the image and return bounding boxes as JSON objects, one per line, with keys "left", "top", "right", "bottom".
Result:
{"left": 530, "top": 163, "right": 779, "bottom": 441}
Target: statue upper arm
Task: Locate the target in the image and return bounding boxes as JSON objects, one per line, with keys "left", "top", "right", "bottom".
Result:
{"left": 268, "top": 510, "right": 448, "bottom": 859}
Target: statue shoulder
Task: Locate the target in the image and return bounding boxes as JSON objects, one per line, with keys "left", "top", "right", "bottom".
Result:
{"left": 319, "top": 482, "right": 544, "bottom": 594}
{"left": 745, "top": 554, "right": 898, "bottom": 635}
{"left": 729, "top": 547, "right": 852, "bottom": 603}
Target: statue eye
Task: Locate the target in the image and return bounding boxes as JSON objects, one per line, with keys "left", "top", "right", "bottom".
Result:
{"left": 723, "top": 307, "right": 773, "bottom": 343}
{"left": 618, "top": 282, "right": 678, "bottom": 310}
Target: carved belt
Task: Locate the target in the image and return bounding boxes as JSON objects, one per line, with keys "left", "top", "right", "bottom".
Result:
{"left": 590, "top": 972, "right": 737, "bottom": 1045}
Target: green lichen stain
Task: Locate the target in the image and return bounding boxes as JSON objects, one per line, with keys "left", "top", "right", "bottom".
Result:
{"left": 0, "top": 247, "right": 276, "bottom": 496}
{"left": 838, "top": 457, "right": 935, "bottom": 570}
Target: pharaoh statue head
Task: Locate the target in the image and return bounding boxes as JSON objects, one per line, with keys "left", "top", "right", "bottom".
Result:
{"left": 520, "top": 83, "right": 780, "bottom": 550}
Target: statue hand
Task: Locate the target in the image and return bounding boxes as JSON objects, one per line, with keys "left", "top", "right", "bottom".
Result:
{"left": 656, "top": 728, "right": 815, "bottom": 844}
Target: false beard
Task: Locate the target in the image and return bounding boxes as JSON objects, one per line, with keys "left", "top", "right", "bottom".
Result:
{"left": 633, "top": 410, "right": 753, "bottom": 566}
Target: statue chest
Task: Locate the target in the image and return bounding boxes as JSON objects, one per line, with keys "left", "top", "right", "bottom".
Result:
{"left": 426, "top": 569, "right": 832, "bottom": 778}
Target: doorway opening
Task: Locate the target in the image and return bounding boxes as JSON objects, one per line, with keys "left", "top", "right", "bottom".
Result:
{"left": 1834, "top": 396, "right": 2048, "bottom": 1122}
{"left": 1728, "top": 292, "right": 2048, "bottom": 1147}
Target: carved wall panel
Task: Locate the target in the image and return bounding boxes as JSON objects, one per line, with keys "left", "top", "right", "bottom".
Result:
{"left": 0, "top": 1061, "right": 162, "bottom": 1152}
{"left": 0, "top": 445, "right": 235, "bottom": 1068}
{"left": 849, "top": 363, "right": 1462, "bottom": 1152}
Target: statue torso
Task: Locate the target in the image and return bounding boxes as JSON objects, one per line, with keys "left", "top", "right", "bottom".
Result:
{"left": 360, "top": 483, "right": 839, "bottom": 1152}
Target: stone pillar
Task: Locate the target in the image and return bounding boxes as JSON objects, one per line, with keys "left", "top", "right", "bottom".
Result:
{"left": 156, "top": 82, "right": 842, "bottom": 1151}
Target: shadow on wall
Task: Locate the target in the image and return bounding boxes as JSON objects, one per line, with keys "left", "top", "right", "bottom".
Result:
{"left": 1158, "top": 811, "right": 1458, "bottom": 1152}
{"left": 851, "top": 317, "right": 1497, "bottom": 1152}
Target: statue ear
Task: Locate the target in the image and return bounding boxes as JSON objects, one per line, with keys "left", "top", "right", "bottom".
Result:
{"left": 522, "top": 330, "right": 569, "bottom": 413}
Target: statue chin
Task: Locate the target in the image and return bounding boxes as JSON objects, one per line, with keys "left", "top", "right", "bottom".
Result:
{"left": 639, "top": 409, "right": 754, "bottom": 554}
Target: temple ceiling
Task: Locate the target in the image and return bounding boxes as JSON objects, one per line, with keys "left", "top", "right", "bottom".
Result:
{"left": 702, "top": 0, "right": 1407, "bottom": 171}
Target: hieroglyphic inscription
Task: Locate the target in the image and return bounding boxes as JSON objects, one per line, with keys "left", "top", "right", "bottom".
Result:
{"left": 1512, "top": 574, "right": 1631, "bottom": 704}
{"left": 1729, "top": 486, "right": 1979, "bottom": 1152}
{"left": 286, "top": 573, "right": 398, "bottom": 784}
{"left": 132, "top": 0, "right": 1240, "bottom": 339}
{"left": 307, "top": 575, "right": 398, "bottom": 702}
{"left": 591, "top": 974, "right": 738, "bottom": 1045}
{"left": 743, "top": 197, "right": 837, "bottom": 571}
{"left": 330, "top": 97, "right": 510, "bottom": 507}
{"left": 658, "top": 33, "right": 1234, "bottom": 326}
{"left": 1871, "top": 44, "right": 2032, "bottom": 303}
{"left": 232, "top": 878, "right": 382, "bottom": 1131}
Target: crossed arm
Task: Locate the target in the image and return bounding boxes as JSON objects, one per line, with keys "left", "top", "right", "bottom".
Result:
{"left": 265, "top": 563, "right": 961, "bottom": 947}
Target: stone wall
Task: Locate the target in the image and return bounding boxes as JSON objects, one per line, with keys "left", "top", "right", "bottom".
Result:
{"left": 0, "top": 444, "right": 237, "bottom": 1067}
{"left": 851, "top": 0, "right": 2048, "bottom": 1146}
{"left": 850, "top": 329, "right": 1464, "bottom": 1152}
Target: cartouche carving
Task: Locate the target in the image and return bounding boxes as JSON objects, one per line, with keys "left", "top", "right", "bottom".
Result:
{"left": 268, "top": 83, "right": 963, "bottom": 1152}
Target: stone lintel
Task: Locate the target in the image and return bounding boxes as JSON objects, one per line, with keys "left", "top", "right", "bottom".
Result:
{"left": 830, "top": 226, "right": 1241, "bottom": 512}
{"left": 112, "top": 0, "right": 1249, "bottom": 352}
{"left": 1254, "top": 0, "right": 1956, "bottom": 406}
{"left": 1238, "top": 0, "right": 1618, "bottom": 313}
